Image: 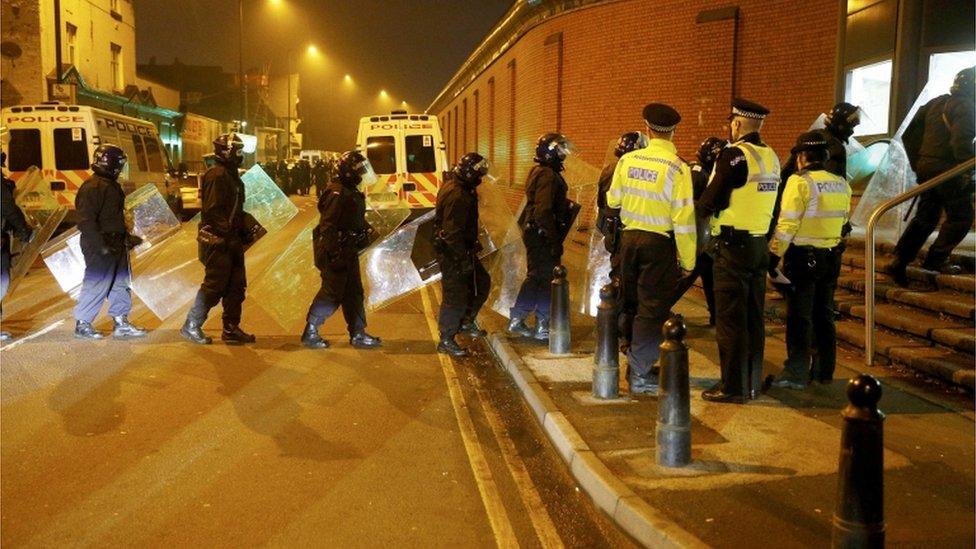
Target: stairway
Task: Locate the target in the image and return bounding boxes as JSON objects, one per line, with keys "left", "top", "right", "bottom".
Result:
{"left": 765, "top": 233, "right": 975, "bottom": 392}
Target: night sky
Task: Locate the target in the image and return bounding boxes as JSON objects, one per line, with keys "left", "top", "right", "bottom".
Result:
{"left": 134, "top": 0, "right": 512, "bottom": 151}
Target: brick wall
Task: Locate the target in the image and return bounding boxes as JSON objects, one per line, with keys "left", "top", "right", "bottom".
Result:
{"left": 435, "top": 0, "right": 840, "bottom": 199}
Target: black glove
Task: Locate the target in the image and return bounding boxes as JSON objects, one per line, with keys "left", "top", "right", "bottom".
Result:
{"left": 768, "top": 253, "right": 781, "bottom": 278}
{"left": 16, "top": 228, "right": 34, "bottom": 244}
{"left": 125, "top": 234, "right": 144, "bottom": 250}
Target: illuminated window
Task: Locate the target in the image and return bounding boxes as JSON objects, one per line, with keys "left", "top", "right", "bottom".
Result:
{"left": 111, "top": 43, "right": 123, "bottom": 91}
{"left": 845, "top": 59, "right": 892, "bottom": 136}
{"left": 928, "top": 50, "right": 976, "bottom": 94}
{"left": 65, "top": 23, "right": 77, "bottom": 66}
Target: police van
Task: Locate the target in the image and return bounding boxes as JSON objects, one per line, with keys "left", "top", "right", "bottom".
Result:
{"left": 1, "top": 102, "right": 178, "bottom": 220}
{"left": 356, "top": 110, "right": 447, "bottom": 214}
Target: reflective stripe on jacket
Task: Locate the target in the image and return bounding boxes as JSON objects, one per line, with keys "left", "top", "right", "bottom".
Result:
{"left": 607, "top": 138, "right": 696, "bottom": 270}
{"left": 770, "top": 169, "right": 852, "bottom": 256}
{"left": 710, "top": 141, "right": 780, "bottom": 235}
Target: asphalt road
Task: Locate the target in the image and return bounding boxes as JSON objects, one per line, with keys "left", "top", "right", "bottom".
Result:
{"left": 0, "top": 197, "right": 635, "bottom": 548}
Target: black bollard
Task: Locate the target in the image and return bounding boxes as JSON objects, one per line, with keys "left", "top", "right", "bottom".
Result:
{"left": 592, "top": 281, "right": 619, "bottom": 399}
{"left": 832, "top": 374, "right": 885, "bottom": 548}
{"left": 656, "top": 314, "right": 690, "bottom": 467}
{"left": 549, "top": 265, "right": 570, "bottom": 354}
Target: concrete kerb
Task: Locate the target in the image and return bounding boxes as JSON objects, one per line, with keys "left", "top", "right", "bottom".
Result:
{"left": 487, "top": 334, "right": 706, "bottom": 548}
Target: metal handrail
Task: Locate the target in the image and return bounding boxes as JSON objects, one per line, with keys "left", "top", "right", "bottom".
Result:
{"left": 864, "top": 158, "right": 976, "bottom": 366}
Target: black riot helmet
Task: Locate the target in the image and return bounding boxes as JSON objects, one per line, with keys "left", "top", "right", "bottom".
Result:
{"left": 696, "top": 137, "right": 727, "bottom": 173}
{"left": 824, "top": 102, "right": 861, "bottom": 141}
{"left": 213, "top": 132, "right": 245, "bottom": 167}
{"left": 337, "top": 150, "right": 378, "bottom": 188}
{"left": 91, "top": 144, "right": 128, "bottom": 180}
{"left": 614, "top": 131, "right": 649, "bottom": 158}
{"left": 950, "top": 66, "right": 975, "bottom": 99}
{"left": 533, "top": 133, "right": 573, "bottom": 168}
{"left": 453, "top": 152, "right": 490, "bottom": 186}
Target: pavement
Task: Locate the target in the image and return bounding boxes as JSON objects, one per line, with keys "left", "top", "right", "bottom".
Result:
{"left": 0, "top": 196, "right": 636, "bottom": 548}
{"left": 485, "top": 288, "right": 976, "bottom": 548}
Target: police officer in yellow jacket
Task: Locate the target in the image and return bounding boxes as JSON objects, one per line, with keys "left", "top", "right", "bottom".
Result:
{"left": 607, "top": 103, "right": 696, "bottom": 394}
{"left": 769, "top": 132, "right": 852, "bottom": 389}
{"left": 698, "top": 98, "right": 779, "bottom": 403}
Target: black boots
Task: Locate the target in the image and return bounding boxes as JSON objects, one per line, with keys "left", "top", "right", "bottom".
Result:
{"left": 701, "top": 383, "right": 746, "bottom": 404}
{"left": 112, "top": 315, "right": 147, "bottom": 339}
{"left": 507, "top": 317, "right": 533, "bottom": 338}
{"left": 0, "top": 331, "right": 11, "bottom": 342}
{"left": 458, "top": 320, "right": 487, "bottom": 338}
{"left": 74, "top": 320, "right": 104, "bottom": 340}
{"left": 301, "top": 323, "right": 330, "bottom": 349}
{"left": 180, "top": 319, "right": 212, "bottom": 345}
{"left": 222, "top": 324, "right": 256, "bottom": 344}
{"left": 532, "top": 319, "right": 550, "bottom": 341}
{"left": 437, "top": 336, "right": 468, "bottom": 356}
{"left": 350, "top": 331, "right": 381, "bottom": 349}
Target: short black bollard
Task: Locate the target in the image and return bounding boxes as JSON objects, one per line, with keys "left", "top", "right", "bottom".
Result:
{"left": 832, "top": 374, "right": 885, "bottom": 549}
{"left": 592, "top": 281, "right": 619, "bottom": 399}
{"left": 549, "top": 265, "right": 571, "bottom": 354}
{"left": 656, "top": 314, "right": 690, "bottom": 467}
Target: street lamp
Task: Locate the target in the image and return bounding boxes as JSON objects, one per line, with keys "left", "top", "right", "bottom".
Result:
{"left": 287, "top": 44, "right": 320, "bottom": 161}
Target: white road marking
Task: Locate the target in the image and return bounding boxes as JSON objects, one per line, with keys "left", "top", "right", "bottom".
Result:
{"left": 0, "top": 319, "right": 64, "bottom": 352}
{"left": 419, "top": 286, "right": 519, "bottom": 548}
{"left": 148, "top": 259, "right": 196, "bottom": 281}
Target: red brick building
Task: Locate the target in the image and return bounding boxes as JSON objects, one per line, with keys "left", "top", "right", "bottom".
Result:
{"left": 428, "top": 0, "right": 975, "bottom": 187}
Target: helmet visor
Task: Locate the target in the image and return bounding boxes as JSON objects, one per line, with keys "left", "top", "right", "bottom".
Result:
{"left": 550, "top": 136, "right": 576, "bottom": 160}
{"left": 356, "top": 157, "right": 378, "bottom": 187}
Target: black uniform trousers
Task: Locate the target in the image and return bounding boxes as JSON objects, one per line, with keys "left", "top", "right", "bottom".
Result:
{"left": 74, "top": 249, "right": 133, "bottom": 323}
{"left": 511, "top": 228, "right": 561, "bottom": 323}
{"left": 306, "top": 257, "right": 366, "bottom": 336}
{"left": 619, "top": 231, "right": 680, "bottom": 379}
{"left": 671, "top": 252, "right": 714, "bottom": 320}
{"left": 780, "top": 245, "right": 840, "bottom": 384}
{"left": 438, "top": 254, "right": 491, "bottom": 338}
{"left": 188, "top": 239, "right": 247, "bottom": 325}
{"left": 0, "top": 247, "right": 10, "bottom": 304}
{"left": 895, "top": 173, "right": 975, "bottom": 269}
{"left": 712, "top": 233, "right": 768, "bottom": 396}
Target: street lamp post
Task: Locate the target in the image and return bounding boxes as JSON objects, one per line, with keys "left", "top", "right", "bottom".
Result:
{"left": 238, "top": 0, "right": 246, "bottom": 127}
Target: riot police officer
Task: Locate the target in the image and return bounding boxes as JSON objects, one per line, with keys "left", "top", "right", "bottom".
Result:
{"left": 697, "top": 98, "right": 780, "bottom": 403}
{"left": 769, "top": 132, "right": 852, "bottom": 389}
{"left": 73, "top": 144, "right": 147, "bottom": 340}
{"left": 607, "top": 104, "right": 696, "bottom": 394}
{"left": 671, "top": 136, "right": 726, "bottom": 325}
{"left": 889, "top": 66, "right": 975, "bottom": 283}
{"left": 596, "top": 131, "right": 649, "bottom": 280}
{"left": 508, "top": 133, "right": 575, "bottom": 341}
{"left": 434, "top": 152, "right": 492, "bottom": 356}
{"left": 1, "top": 151, "right": 33, "bottom": 341}
{"left": 181, "top": 133, "right": 261, "bottom": 345}
{"left": 780, "top": 102, "right": 860, "bottom": 182}
{"left": 301, "top": 150, "right": 382, "bottom": 350}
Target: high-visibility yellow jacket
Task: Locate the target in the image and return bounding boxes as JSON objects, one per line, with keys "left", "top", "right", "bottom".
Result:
{"left": 710, "top": 142, "right": 781, "bottom": 236}
{"left": 770, "top": 168, "right": 852, "bottom": 256}
{"left": 607, "top": 138, "right": 696, "bottom": 270}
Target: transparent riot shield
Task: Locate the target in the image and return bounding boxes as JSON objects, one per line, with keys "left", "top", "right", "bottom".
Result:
{"left": 8, "top": 167, "right": 68, "bottom": 295}
{"left": 41, "top": 228, "right": 85, "bottom": 297}
{"left": 361, "top": 210, "right": 498, "bottom": 312}
{"left": 241, "top": 164, "right": 299, "bottom": 232}
{"left": 362, "top": 205, "right": 410, "bottom": 252}
{"left": 247, "top": 216, "right": 319, "bottom": 332}
{"left": 849, "top": 139, "right": 916, "bottom": 242}
{"left": 127, "top": 217, "right": 204, "bottom": 320}
{"left": 486, "top": 198, "right": 526, "bottom": 319}
{"left": 124, "top": 183, "right": 181, "bottom": 256}
{"left": 577, "top": 142, "right": 621, "bottom": 316}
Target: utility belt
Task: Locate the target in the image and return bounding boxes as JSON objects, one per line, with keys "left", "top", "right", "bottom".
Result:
{"left": 786, "top": 244, "right": 842, "bottom": 270}
{"left": 716, "top": 225, "right": 765, "bottom": 246}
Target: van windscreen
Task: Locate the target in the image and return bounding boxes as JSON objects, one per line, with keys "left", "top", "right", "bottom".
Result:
{"left": 8, "top": 129, "right": 42, "bottom": 171}
{"left": 54, "top": 128, "right": 90, "bottom": 170}
{"left": 366, "top": 136, "right": 396, "bottom": 174}
{"left": 405, "top": 134, "right": 436, "bottom": 173}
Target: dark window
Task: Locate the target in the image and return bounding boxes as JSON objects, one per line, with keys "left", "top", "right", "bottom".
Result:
{"left": 131, "top": 134, "right": 149, "bottom": 172}
{"left": 53, "top": 127, "right": 89, "bottom": 170}
{"left": 405, "top": 134, "right": 436, "bottom": 173}
{"left": 7, "top": 129, "right": 42, "bottom": 171}
{"left": 366, "top": 136, "right": 397, "bottom": 174}
{"left": 143, "top": 136, "right": 166, "bottom": 172}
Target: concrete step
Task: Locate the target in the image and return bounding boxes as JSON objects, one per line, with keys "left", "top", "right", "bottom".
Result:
{"left": 764, "top": 290, "right": 975, "bottom": 392}
{"left": 838, "top": 302, "right": 975, "bottom": 355}
{"left": 841, "top": 252, "right": 975, "bottom": 294}
{"left": 837, "top": 273, "right": 975, "bottom": 320}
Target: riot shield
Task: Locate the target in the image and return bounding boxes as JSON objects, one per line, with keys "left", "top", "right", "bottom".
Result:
{"left": 361, "top": 210, "right": 498, "bottom": 312}
{"left": 241, "top": 164, "right": 299, "bottom": 232}
{"left": 247, "top": 216, "right": 319, "bottom": 332}
{"left": 7, "top": 167, "right": 68, "bottom": 295}
{"left": 124, "top": 183, "right": 181, "bottom": 256}
{"left": 41, "top": 229, "right": 85, "bottom": 297}
{"left": 577, "top": 142, "right": 621, "bottom": 316}
{"left": 362, "top": 205, "right": 410, "bottom": 252}
{"left": 127, "top": 217, "right": 204, "bottom": 320}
